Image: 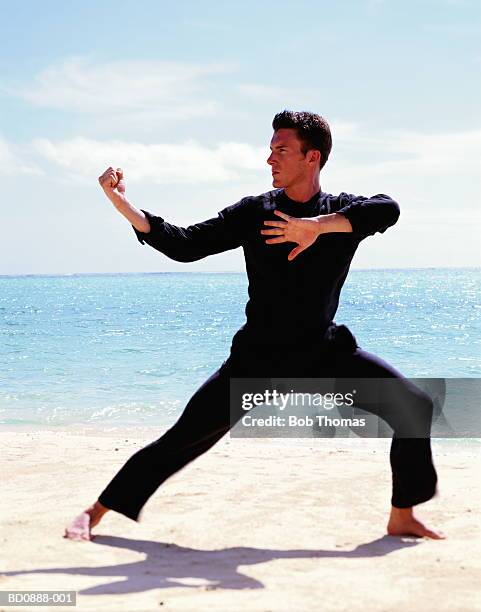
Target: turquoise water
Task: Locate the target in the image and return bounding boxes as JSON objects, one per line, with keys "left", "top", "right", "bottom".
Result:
{"left": 1, "top": 269, "right": 480, "bottom": 428}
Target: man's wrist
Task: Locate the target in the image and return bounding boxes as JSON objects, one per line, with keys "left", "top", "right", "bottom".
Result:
{"left": 105, "top": 189, "right": 128, "bottom": 210}
{"left": 316, "top": 213, "right": 353, "bottom": 235}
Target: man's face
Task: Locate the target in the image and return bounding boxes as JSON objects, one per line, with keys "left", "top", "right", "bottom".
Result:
{"left": 267, "top": 128, "right": 313, "bottom": 189}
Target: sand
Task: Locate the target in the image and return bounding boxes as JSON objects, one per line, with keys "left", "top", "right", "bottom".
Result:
{"left": 1, "top": 427, "right": 480, "bottom": 612}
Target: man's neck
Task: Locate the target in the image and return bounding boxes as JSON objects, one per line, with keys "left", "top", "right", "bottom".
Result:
{"left": 284, "top": 178, "right": 321, "bottom": 203}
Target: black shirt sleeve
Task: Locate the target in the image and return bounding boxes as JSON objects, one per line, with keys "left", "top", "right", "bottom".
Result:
{"left": 131, "top": 198, "right": 251, "bottom": 262}
{"left": 333, "top": 192, "right": 400, "bottom": 240}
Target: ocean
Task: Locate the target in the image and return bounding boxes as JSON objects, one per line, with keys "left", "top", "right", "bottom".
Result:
{"left": 1, "top": 269, "right": 480, "bottom": 432}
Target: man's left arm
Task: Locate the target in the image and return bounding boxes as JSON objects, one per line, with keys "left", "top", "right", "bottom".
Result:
{"left": 261, "top": 192, "right": 400, "bottom": 261}
{"left": 332, "top": 192, "right": 401, "bottom": 240}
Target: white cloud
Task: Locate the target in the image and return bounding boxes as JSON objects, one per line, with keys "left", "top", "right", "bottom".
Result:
{"left": 1, "top": 124, "right": 478, "bottom": 190}
{"left": 0, "top": 135, "right": 43, "bottom": 176}
{"left": 3, "top": 56, "right": 230, "bottom": 118}
{"left": 31, "top": 137, "right": 267, "bottom": 184}
{"left": 327, "top": 127, "right": 481, "bottom": 181}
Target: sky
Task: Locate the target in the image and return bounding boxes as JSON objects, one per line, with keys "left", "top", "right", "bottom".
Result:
{"left": 0, "top": 0, "right": 480, "bottom": 274}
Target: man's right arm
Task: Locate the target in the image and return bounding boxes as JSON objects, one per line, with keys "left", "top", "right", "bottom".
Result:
{"left": 99, "top": 167, "right": 250, "bottom": 263}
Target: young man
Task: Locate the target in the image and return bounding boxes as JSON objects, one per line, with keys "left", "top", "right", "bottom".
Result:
{"left": 65, "top": 111, "right": 444, "bottom": 541}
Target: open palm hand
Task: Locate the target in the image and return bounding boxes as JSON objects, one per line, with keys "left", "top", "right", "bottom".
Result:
{"left": 260, "top": 210, "right": 321, "bottom": 261}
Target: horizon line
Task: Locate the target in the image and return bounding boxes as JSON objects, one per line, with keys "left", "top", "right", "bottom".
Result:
{"left": 1, "top": 266, "right": 480, "bottom": 278}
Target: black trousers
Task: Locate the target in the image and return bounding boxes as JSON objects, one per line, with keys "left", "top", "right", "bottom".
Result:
{"left": 98, "top": 337, "right": 438, "bottom": 522}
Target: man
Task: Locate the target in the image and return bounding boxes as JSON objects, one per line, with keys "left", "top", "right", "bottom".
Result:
{"left": 65, "top": 110, "right": 444, "bottom": 541}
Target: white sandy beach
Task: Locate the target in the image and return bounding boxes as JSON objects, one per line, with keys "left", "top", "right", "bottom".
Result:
{"left": 1, "top": 427, "right": 480, "bottom": 612}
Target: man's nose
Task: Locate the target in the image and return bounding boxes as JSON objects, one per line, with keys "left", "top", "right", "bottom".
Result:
{"left": 267, "top": 153, "right": 274, "bottom": 165}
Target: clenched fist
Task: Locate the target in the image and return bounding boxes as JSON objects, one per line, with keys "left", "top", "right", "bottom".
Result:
{"left": 98, "top": 166, "right": 125, "bottom": 195}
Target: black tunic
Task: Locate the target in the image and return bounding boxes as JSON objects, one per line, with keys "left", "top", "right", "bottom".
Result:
{"left": 132, "top": 188, "right": 400, "bottom": 351}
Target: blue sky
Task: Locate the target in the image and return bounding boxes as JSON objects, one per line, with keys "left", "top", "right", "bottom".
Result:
{"left": 1, "top": 0, "right": 480, "bottom": 273}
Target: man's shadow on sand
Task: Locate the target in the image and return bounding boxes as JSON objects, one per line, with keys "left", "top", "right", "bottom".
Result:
{"left": 4, "top": 535, "right": 421, "bottom": 595}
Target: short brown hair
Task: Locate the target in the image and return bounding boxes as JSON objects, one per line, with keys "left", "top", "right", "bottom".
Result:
{"left": 272, "top": 110, "right": 332, "bottom": 171}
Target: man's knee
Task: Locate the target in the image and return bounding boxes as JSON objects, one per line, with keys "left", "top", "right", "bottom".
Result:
{"left": 408, "top": 387, "right": 434, "bottom": 436}
{"left": 416, "top": 388, "right": 434, "bottom": 418}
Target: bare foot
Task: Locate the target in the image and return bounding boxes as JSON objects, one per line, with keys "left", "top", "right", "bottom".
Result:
{"left": 63, "top": 502, "right": 109, "bottom": 541}
{"left": 63, "top": 512, "right": 93, "bottom": 541}
{"left": 387, "top": 506, "right": 446, "bottom": 540}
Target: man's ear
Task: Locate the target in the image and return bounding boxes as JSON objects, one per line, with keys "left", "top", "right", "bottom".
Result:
{"left": 307, "top": 149, "right": 321, "bottom": 167}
